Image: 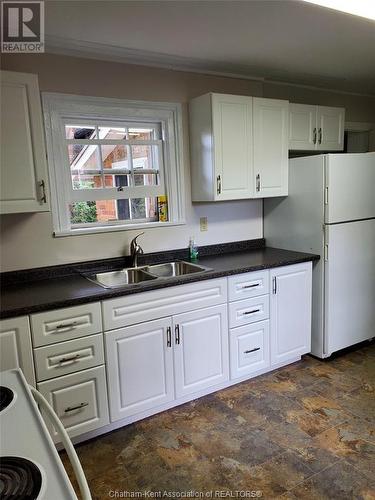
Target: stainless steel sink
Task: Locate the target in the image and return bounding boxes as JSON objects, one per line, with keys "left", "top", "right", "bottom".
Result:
{"left": 85, "top": 261, "right": 211, "bottom": 288}
{"left": 86, "top": 268, "right": 157, "bottom": 289}
{"left": 143, "top": 261, "right": 210, "bottom": 278}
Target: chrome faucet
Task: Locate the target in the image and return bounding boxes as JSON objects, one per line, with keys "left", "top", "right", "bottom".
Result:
{"left": 130, "top": 232, "right": 144, "bottom": 268}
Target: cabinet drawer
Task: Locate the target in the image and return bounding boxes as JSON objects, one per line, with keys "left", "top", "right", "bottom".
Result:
{"left": 229, "top": 294, "right": 269, "bottom": 328}
{"left": 37, "top": 366, "right": 109, "bottom": 442}
{"left": 230, "top": 320, "right": 270, "bottom": 380}
{"left": 34, "top": 334, "right": 104, "bottom": 382}
{"left": 31, "top": 303, "right": 102, "bottom": 347}
{"left": 103, "top": 278, "right": 227, "bottom": 330}
{"left": 228, "top": 270, "right": 269, "bottom": 302}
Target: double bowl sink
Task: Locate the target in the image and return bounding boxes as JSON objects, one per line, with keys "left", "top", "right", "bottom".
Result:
{"left": 85, "top": 261, "right": 212, "bottom": 289}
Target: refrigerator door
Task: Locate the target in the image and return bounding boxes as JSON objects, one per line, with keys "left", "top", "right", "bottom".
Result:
{"left": 324, "top": 219, "right": 375, "bottom": 356}
{"left": 325, "top": 153, "right": 375, "bottom": 224}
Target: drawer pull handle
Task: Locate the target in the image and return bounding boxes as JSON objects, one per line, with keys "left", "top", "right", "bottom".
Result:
{"left": 243, "top": 309, "right": 260, "bottom": 315}
{"left": 59, "top": 354, "right": 81, "bottom": 365}
{"left": 64, "top": 402, "right": 89, "bottom": 413}
{"left": 244, "top": 347, "right": 261, "bottom": 354}
{"left": 55, "top": 322, "right": 78, "bottom": 330}
{"left": 241, "top": 284, "right": 259, "bottom": 289}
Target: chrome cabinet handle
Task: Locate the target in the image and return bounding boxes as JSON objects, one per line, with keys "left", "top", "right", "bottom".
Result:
{"left": 39, "top": 180, "right": 47, "bottom": 203}
{"left": 244, "top": 347, "right": 261, "bottom": 354}
{"left": 166, "top": 326, "right": 172, "bottom": 348}
{"left": 55, "top": 322, "right": 78, "bottom": 330}
{"left": 318, "top": 127, "right": 322, "bottom": 144}
{"left": 59, "top": 354, "right": 81, "bottom": 365}
{"left": 243, "top": 309, "right": 260, "bottom": 315}
{"left": 313, "top": 127, "right": 317, "bottom": 145}
{"left": 242, "top": 283, "right": 259, "bottom": 289}
{"left": 64, "top": 402, "right": 88, "bottom": 413}
{"left": 272, "top": 277, "right": 277, "bottom": 294}
{"left": 175, "top": 324, "right": 180, "bottom": 345}
{"left": 217, "top": 175, "right": 221, "bottom": 195}
{"left": 256, "top": 174, "right": 260, "bottom": 192}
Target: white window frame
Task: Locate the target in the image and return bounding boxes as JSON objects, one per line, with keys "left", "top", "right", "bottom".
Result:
{"left": 42, "top": 93, "right": 185, "bottom": 236}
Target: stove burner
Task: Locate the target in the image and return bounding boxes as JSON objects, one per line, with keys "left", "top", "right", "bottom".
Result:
{"left": 0, "top": 387, "right": 14, "bottom": 412}
{"left": 0, "top": 457, "right": 42, "bottom": 500}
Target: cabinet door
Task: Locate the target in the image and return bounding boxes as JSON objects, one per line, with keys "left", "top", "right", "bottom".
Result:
{"left": 0, "top": 316, "right": 36, "bottom": 386}
{"left": 105, "top": 318, "right": 174, "bottom": 422}
{"left": 0, "top": 71, "right": 49, "bottom": 214}
{"left": 173, "top": 304, "right": 229, "bottom": 398}
{"left": 270, "top": 262, "right": 312, "bottom": 365}
{"left": 289, "top": 104, "right": 317, "bottom": 150}
{"left": 253, "top": 98, "right": 289, "bottom": 198}
{"left": 316, "top": 106, "right": 345, "bottom": 151}
{"left": 212, "top": 94, "right": 253, "bottom": 200}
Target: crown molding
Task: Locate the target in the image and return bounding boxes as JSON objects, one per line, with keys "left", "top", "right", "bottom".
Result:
{"left": 45, "top": 35, "right": 265, "bottom": 82}
{"left": 45, "top": 35, "right": 375, "bottom": 98}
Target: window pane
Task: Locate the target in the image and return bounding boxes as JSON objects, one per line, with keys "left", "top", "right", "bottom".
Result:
{"left": 98, "top": 127, "right": 127, "bottom": 140}
{"left": 65, "top": 125, "right": 96, "bottom": 139}
{"left": 72, "top": 174, "right": 103, "bottom": 190}
{"left": 128, "top": 128, "right": 154, "bottom": 140}
{"left": 69, "top": 198, "right": 158, "bottom": 225}
{"left": 131, "top": 145, "right": 158, "bottom": 171}
{"left": 134, "top": 173, "right": 159, "bottom": 186}
{"left": 102, "top": 145, "right": 129, "bottom": 170}
{"left": 103, "top": 174, "right": 130, "bottom": 189}
{"left": 69, "top": 144, "right": 100, "bottom": 171}
{"left": 69, "top": 201, "right": 98, "bottom": 224}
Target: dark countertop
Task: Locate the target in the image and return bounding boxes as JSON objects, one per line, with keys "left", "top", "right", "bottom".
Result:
{"left": 0, "top": 246, "right": 319, "bottom": 319}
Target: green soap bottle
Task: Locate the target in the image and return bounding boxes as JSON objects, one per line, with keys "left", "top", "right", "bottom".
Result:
{"left": 189, "top": 236, "right": 199, "bottom": 261}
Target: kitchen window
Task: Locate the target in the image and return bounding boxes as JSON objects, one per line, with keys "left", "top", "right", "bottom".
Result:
{"left": 43, "top": 94, "right": 185, "bottom": 236}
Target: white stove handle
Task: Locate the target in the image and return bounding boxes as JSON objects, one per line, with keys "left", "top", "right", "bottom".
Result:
{"left": 30, "top": 386, "right": 92, "bottom": 500}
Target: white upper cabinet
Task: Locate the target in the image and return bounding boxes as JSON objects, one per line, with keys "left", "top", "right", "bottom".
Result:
{"left": 289, "top": 103, "right": 345, "bottom": 151}
{"left": 189, "top": 93, "right": 289, "bottom": 201}
{"left": 253, "top": 98, "right": 289, "bottom": 198}
{"left": 289, "top": 104, "right": 316, "bottom": 150}
{"left": 0, "top": 71, "right": 49, "bottom": 214}
{"left": 316, "top": 106, "right": 345, "bottom": 151}
{"left": 190, "top": 93, "right": 253, "bottom": 201}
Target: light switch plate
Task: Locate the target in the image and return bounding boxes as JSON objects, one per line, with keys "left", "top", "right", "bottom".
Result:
{"left": 200, "top": 217, "right": 208, "bottom": 231}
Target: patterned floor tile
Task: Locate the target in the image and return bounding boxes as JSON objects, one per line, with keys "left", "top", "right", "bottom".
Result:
{"left": 289, "top": 460, "right": 375, "bottom": 500}
{"left": 60, "top": 344, "right": 375, "bottom": 498}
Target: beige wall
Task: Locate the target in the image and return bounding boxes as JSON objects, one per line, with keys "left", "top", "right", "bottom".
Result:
{"left": 1, "top": 54, "right": 375, "bottom": 272}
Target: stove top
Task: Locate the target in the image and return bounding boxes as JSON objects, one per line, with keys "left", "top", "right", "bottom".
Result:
{"left": 0, "top": 370, "right": 77, "bottom": 499}
{"left": 0, "top": 456, "right": 42, "bottom": 500}
{"left": 0, "top": 387, "right": 14, "bottom": 412}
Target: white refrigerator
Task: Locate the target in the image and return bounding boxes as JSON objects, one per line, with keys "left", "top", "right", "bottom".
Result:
{"left": 264, "top": 153, "right": 375, "bottom": 358}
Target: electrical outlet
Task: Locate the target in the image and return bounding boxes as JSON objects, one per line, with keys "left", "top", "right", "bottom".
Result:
{"left": 200, "top": 217, "right": 208, "bottom": 232}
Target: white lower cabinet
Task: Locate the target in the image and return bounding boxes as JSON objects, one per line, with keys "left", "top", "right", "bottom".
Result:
{"left": 0, "top": 316, "right": 36, "bottom": 386}
{"left": 270, "top": 262, "right": 312, "bottom": 365}
{"left": 37, "top": 365, "right": 109, "bottom": 442}
{"left": 230, "top": 320, "right": 270, "bottom": 380}
{"left": 173, "top": 304, "right": 229, "bottom": 398}
{"left": 105, "top": 304, "right": 229, "bottom": 422}
{"left": 105, "top": 318, "right": 174, "bottom": 422}
{"left": 2, "top": 263, "right": 313, "bottom": 442}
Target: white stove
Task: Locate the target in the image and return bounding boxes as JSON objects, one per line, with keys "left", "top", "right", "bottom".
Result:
{"left": 0, "top": 369, "right": 78, "bottom": 499}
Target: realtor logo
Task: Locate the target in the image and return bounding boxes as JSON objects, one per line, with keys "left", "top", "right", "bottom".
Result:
{"left": 1, "top": 1, "right": 44, "bottom": 52}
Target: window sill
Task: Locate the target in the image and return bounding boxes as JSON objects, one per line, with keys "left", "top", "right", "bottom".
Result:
{"left": 54, "top": 220, "right": 186, "bottom": 237}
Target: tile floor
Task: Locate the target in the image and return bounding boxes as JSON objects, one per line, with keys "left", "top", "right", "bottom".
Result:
{"left": 61, "top": 343, "right": 375, "bottom": 499}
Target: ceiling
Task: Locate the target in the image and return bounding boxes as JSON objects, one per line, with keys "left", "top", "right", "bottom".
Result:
{"left": 44, "top": 0, "right": 375, "bottom": 95}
